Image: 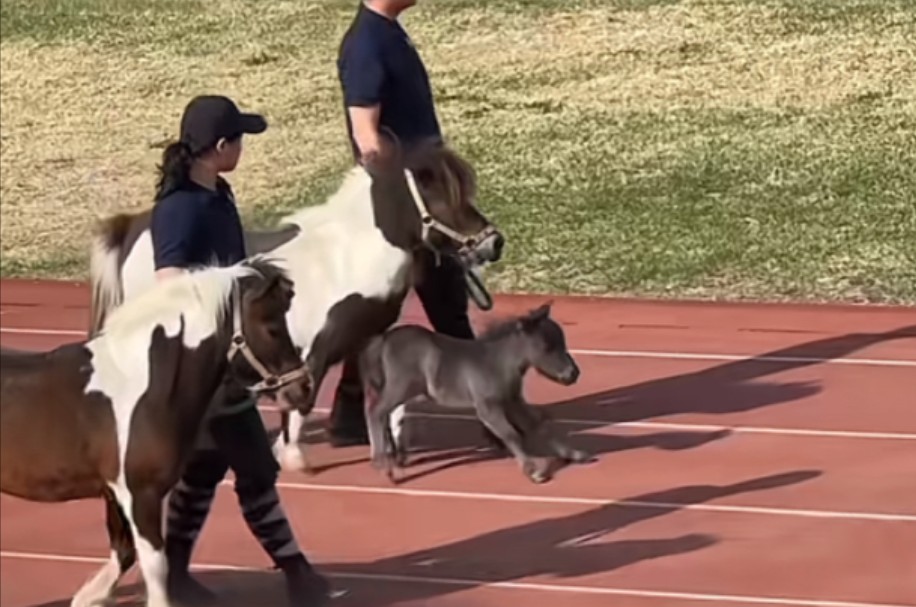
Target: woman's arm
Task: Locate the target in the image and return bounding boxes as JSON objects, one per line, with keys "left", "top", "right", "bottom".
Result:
{"left": 151, "top": 195, "right": 199, "bottom": 281}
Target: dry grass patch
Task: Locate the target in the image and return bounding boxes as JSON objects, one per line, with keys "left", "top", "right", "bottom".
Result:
{"left": 2, "top": 0, "right": 915, "bottom": 303}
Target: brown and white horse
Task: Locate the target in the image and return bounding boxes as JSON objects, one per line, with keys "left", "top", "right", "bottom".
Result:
{"left": 0, "top": 257, "right": 309, "bottom": 607}
{"left": 86, "top": 138, "right": 505, "bottom": 471}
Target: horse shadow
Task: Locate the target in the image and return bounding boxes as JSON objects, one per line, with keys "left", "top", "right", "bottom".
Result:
{"left": 540, "top": 324, "right": 916, "bottom": 426}
{"left": 54, "top": 469, "right": 819, "bottom": 607}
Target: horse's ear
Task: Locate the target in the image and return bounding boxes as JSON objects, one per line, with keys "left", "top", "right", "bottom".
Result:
{"left": 531, "top": 302, "right": 552, "bottom": 321}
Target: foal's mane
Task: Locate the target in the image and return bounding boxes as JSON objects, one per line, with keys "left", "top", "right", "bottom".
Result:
{"left": 478, "top": 304, "right": 554, "bottom": 342}
{"left": 97, "top": 257, "right": 272, "bottom": 345}
{"left": 478, "top": 316, "right": 524, "bottom": 341}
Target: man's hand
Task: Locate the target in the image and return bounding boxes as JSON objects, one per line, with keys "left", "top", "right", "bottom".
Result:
{"left": 348, "top": 105, "right": 383, "bottom": 164}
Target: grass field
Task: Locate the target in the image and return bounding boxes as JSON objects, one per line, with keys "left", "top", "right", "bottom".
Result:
{"left": 1, "top": 0, "right": 914, "bottom": 304}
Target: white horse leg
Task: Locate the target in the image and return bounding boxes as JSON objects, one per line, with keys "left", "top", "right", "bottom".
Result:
{"left": 109, "top": 483, "right": 171, "bottom": 607}
{"left": 71, "top": 492, "right": 135, "bottom": 607}
{"left": 70, "top": 550, "right": 121, "bottom": 607}
{"left": 389, "top": 403, "right": 408, "bottom": 459}
{"left": 274, "top": 411, "right": 309, "bottom": 472}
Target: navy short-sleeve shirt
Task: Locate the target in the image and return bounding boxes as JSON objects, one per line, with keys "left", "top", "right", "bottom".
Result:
{"left": 337, "top": 5, "right": 441, "bottom": 157}
{"left": 151, "top": 180, "right": 246, "bottom": 270}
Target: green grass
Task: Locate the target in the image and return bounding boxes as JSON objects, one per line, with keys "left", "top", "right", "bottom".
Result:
{"left": 1, "top": 0, "right": 915, "bottom": 303}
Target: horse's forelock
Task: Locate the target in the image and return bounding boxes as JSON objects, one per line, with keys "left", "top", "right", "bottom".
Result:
{"left": 406, "top": 141, "right": 476, "bottom": 211}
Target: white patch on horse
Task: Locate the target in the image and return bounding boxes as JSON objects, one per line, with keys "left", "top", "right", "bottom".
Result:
{"left": 272, "top": 167, "right": 411, "bottom": 348}
{"left": 122, "top": 230, "right": 157, "bottom": 300}
{"left": 71, "top": 549, "right": 121, "bottom": 607}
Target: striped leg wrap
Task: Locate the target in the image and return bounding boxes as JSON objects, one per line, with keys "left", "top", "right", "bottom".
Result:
{"left": 166, "top": 478, "right": 217, "bottom": 544}
{"left": 238, "top": 486, "right": 301, "bottom": 562}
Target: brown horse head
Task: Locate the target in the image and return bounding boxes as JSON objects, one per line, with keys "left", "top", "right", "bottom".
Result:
{"left": 225, "top": 257, "right": 310, "bottom": 414}
{"left": 365, "top": 135, "right": 505, "bottom": 267}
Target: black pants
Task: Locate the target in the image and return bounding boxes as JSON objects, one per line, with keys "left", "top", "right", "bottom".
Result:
{"left": 166, "top": 403, "right": 304, "bottom": 568}
{"left": 329, "top": 251, "right": 473, "bottom": 437}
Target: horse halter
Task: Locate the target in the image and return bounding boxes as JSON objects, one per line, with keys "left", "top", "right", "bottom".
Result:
{"left": 225, "top": 285, "right": 309, "bottom": 394}
{"left": 403, "top": 168, "right": 498, "bottom": 259}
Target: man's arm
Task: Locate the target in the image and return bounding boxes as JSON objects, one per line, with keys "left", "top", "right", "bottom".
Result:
{"left": 339, "top": 39, "right": 385, "bottom": 162}
{"left": 348, "top": 105, "right": 382, "bottom": 162}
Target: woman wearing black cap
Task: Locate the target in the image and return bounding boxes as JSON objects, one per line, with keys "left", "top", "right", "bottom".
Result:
{"left": 151, "top": 95, "right": 330, "bottom": 606}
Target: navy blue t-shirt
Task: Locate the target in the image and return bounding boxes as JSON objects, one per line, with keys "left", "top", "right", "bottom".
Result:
{"left": 151, "top": 180, "right": 246, "bottom": 270}
{"left": 337, "top": 5, "right": 441, "bottom": 157}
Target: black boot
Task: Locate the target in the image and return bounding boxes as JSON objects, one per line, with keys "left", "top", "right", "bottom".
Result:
{"left": 277, "top": 554, "right": 331, "bottom": 607}
{"left": 165, "top": 537, "right": 218, "bottom": 605}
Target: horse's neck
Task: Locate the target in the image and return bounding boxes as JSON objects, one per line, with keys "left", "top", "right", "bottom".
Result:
{"left": 488, "top": 332, "right": 533, "bottom": 373}
{"left": 159, "top": 337, "right": 229, "bottom": 429}
{"left": 274, "top": 178, "right": 414, "bottom": 351}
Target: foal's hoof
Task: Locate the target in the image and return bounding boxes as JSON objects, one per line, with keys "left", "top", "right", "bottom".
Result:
{"left": 276, "top": 445, "right": 311, "bottom": 473}
{"left": 524, "top": 461, "right": 553, "bottom": 484}
{"left": 568, "top": 449, "right": 598, "bottom": 464}
{"left": 529, "top": 468, "right": 551, "bottom": 484}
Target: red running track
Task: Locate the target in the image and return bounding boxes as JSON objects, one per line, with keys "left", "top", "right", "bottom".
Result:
{"left": 1, "top": 278, "right": 915, "bottom": 607}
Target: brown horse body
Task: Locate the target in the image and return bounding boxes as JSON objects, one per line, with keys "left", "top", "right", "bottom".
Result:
{"left": 0, "top": 258, "right": 309, "bottom": 607}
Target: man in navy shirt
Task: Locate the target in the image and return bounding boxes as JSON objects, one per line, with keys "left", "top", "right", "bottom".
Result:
{"left": 330, "top": 0, "right": 476, "bottom": 446}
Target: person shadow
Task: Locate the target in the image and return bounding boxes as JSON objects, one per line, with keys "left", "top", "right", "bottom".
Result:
{"left": 49, "top": 469, "right": 818, "bottom": 607}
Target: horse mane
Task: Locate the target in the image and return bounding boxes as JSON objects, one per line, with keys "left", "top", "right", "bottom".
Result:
{"left": 279, "top": 166, "right": 373, "bottom": 230}
{"left": 477, "top": 304, "right": 553, "bottom": 342}
{"left": 402, "top": 138, "right": 478, "bottom": 211}
{"left": 95, "top": 258, "right": 267, "bottom": 347}
{"left": 478, "top": 315, "right": 523, "bottom": 341}
{"left": 275, "top": 139, "right": 477, "bottom": 235}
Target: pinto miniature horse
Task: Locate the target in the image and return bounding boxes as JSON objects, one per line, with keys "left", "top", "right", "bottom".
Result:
{"left": 0, "top": 258, "right": 310, "bottom": 607}
{"left": 359, "top": 303, "right": 597, "bottom": 484}
{"left": 86, "top": 137, "right": 505, "bottom": 472}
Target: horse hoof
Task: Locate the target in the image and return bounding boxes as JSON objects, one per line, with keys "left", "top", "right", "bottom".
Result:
{"left": 393, "top": 449, "right": 409, "bottom": 468}
{"left": 570, "top": 450, "right": 597, "bottom": 464}
{"left": 524, "top": 461, "right": 552, "bottom": 484}
{"left": 529, "top": 470, "right": 551, "bottom": 484}
{"left": 277, "top": 446, "right": 310, "bottom": 473}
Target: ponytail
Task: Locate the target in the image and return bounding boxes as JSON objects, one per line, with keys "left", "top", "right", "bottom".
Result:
{"left": 154, "top": 141, "right": 194, "bottom": 201}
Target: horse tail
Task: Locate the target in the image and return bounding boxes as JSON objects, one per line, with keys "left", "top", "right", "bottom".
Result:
{"left": 358, "top": 334, "right": 387, "bottom": 402}
{"left": 88, "top": 214, "right": 132, "bottom": 337}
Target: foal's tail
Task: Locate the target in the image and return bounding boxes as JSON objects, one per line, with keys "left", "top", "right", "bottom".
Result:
{"left": 88, "top": 214, "right": 133, "bottom": 337}
{"left": 357, "top": 335, "right": 387, "bottom": 401}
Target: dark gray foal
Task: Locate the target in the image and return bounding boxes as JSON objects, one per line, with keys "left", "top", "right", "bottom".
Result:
{"left": 359, "top": 303, "right": 596, "bottom": 483}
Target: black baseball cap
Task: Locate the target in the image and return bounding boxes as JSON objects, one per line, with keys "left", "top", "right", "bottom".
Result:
{"left": 179, "top": 95, "right": 267, "bottom": 155}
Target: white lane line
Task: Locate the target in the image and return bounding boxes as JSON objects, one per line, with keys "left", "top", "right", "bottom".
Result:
{"left": 573, "top": 348, "right": 916, "bottom": 368}
{"left": 260, "top": 481, "right": 916, "bottom": 523}
{"left": 2, "top": 550, "right": 911, "bottom": 607}
{"left": 255, "top": 406, "right": 916, "bottom": 441}
{"left": 0, "top": 327, "right": 86, "bottom": 336}
{"left": 2, "top": 326, "right": 914, "bottom": 367}
{"left": 5, "top": 324, "right": 913, "bottom": 441}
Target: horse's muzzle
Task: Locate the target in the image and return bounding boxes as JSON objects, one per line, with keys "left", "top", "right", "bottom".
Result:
{"left": 275, "top": 379, "right": 312, "bottom": 415}
{"left": 466, "top": 230, "right": 504, "bottom": 265}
